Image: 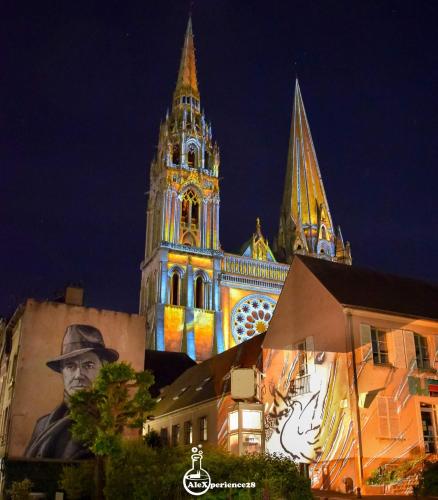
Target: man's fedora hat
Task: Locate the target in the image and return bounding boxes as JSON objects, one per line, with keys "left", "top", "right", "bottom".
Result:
{"left": 47, "top": 324, "right": 119, "bottom": 373}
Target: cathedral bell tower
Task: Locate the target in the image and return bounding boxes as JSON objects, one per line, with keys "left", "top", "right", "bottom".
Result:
{"left": 274, "top": 80, "right": 352, "bottom": 265}
{"left": 140, "top": 19, "right": 224, "bottom": 361}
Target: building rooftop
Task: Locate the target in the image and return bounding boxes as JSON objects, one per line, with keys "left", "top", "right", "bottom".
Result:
{"left": 145, "top": 350, "right": 196, "bottom": 398}
{"left": 297, "top": 255, "right": 438, "bottom": 321}
{"left": 152, "top": 333, "right": 265, "bottom": 416}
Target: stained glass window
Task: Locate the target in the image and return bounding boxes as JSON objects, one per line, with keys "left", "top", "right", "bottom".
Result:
{"left": 231, "top": 295, "right": 276, "bottom": 344}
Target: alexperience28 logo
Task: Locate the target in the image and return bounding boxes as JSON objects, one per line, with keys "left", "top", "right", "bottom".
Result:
{"left": 182, "top": 445, "right": 257, "bottom": 496}
{"left": 183, "top": 445, "right": 211, "bottom": 496}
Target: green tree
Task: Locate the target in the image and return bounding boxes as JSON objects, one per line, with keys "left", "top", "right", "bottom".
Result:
{"left": 68, "top": 362, "right": 155, "bottom": 500}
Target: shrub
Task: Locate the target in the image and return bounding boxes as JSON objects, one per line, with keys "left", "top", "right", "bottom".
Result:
{"left": 59, "top": 461, "right": 94, "bottom": 499}
{"left": 144, "top": 429, "right": 162, "bottom": 449}
{"left": 6, "top": 478, "right": 32, "bottom": 500}
{"left": 105, "top": 440, "right": 312, "bottom": 499}
{"left": 419, "top": 460, "right": 438, "bottom": 496}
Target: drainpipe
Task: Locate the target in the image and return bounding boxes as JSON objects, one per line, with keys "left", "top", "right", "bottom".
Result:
{"left": 345, "top": 309, "right": 364, "bottom": 491}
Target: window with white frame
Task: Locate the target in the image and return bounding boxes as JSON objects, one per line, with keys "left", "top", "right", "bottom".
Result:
{"left": 414, "top": 333, "right": 430, "bottom": 369}
{"left": 371, "top": 328, "right": 389, "bottom": 365}
{"left": 184, "top": 421, "right": 193, "bottom": 445}
{"left": 199, "top": 416, "right": 208, "bottom": 441}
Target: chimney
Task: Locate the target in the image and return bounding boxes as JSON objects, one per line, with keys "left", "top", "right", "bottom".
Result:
{"left": 64, "top": 285, "right": 84, "bottom": 306}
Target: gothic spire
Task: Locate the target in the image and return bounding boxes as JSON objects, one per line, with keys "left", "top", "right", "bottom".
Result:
{"left": 276, "top": 80, "right": 344, "bottom": 263}
{"left": 174, "top": 17, "right": 199, "bottom": 100}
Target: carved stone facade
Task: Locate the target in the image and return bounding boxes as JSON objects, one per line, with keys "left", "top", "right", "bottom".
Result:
{"left": 140, "top": 19, "right": 351, "bottom": 361}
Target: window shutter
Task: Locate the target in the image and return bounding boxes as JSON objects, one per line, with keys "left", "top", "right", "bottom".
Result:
{"left": 387, "top": 399, "right": 400, "bottom": 438}
{"left": 305, "top": 336, "right": 315, "bottom": 373}
{"left": 408, "top": 376, "right": 421, "bottom": 395}
{"left": 404, "top": 331, "right": 417, "bottom": 370}
{"left": 378, "top": 397, "right": 389, "bottom": 438}
{"left": 360, "top": 324, "right": 372, "bottom": 363}
{"left": 389, "top": 330, "right": 406, "bottom": 368}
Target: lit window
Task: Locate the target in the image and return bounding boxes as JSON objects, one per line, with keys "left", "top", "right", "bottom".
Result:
{"left": 184, "top": 421, "right": 193, "bottom": 445}
{"left": 196, "top": 377, "right": 211, "bottom": 391}
{"left": 172, "top": 386, "right": 189, "bottom": 400}
{"left": 229, "top": 433, "right": 239, "bottom": 454}
{"left": 242, "top": 410, "right": 262, "bottom": 430}
{"left": 199, "top": 416, "right": 208, "bottom": 441}
{"left": 414, "top": 334, "right": 430, "bottom": 369}
{"left": 229, "top": 411, "right": 238, "bottom": 432}
{"left": 371, "top": 328, "right": 389, "bottom": 364}
{"left": 242, "top": 433, "right": 262, "bottom": 454}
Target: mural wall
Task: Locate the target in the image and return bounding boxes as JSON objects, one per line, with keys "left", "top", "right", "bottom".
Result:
{"left": 5, "top": 299, "right": 146, "bottom": 459}
{"left": 263, "top": 346, "right": 357, "bottom": 491}
{"left": 262, "top": 319, "right": 438, "bottom": 493}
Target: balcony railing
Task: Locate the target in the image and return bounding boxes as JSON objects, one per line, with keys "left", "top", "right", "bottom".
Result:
{"left": 291, "top": 374, "right": 311, "bottom": 396}
{"left": 222, "top": 255, "right": 289, "bottom": 282}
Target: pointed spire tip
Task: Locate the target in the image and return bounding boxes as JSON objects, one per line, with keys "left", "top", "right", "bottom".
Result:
{"left": 174, "top": 15, "right": 199, "bottom": 99}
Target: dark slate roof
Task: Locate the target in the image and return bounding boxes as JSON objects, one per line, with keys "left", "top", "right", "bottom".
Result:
{"left": 145, "top": 350, "right": 197, "bottom": 397}
{"left": 152, "top": 333, "right": 265, "bottom": 416}
{"left": 297, "top": 255, "right": 438, "bottom": 321}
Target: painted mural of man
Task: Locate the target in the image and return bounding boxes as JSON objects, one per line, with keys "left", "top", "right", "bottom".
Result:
{"left": 24, "top": 324, "right": 119, "bottom": 459}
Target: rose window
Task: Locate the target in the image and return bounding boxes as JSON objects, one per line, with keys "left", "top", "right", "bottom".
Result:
{"left": 231, "top": 295, "right": 277, "bottom": 344}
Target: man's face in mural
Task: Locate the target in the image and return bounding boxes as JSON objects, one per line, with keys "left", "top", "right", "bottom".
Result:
{"left": 61, "top": 351, "right": 103, "bottom": 398}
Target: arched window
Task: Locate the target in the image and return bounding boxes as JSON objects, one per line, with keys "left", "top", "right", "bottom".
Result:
{"left": 180, "top": 189, "right": 200, "bottom": 230}
{"left": 187, "top": 147, "right": 195, "bottom": 168}
{"left": 172, "top": 144, "right": 180, "bottom": 165}
{"left": 194, "top": 276, "right": 204, "bottom": 309}
{"left": 191, "top": 200, "right": 198, "bottom": 224}
{"left": 321, "top": 226, "right": 327, "bottom": 240}
{"left": 204, "top": 151, "right": 209, "bottom": 168}
{"left": 170, "top": 273, "right": 180, "bottom": 306}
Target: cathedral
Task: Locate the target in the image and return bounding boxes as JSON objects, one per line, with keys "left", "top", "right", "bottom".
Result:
{"left": 139, "top": 19, "right": 352, "bottom": 362}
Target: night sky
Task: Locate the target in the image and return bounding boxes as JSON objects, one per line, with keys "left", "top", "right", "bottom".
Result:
{"left": 2, "top": 1, "right": 438, "bottom": 318}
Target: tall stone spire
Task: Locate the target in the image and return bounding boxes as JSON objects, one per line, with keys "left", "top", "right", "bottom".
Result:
{"left": 275, "top": 80, "right": 351, "bottom": 264}
{"left": 141, "top": 18, "right": 223, "bottom": 360}
{"left": 174, "top": 17, "right": 199, "bottom": 101}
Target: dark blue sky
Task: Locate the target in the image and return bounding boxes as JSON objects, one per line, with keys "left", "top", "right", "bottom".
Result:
{"left": 2, "top": 0, "right": 438, "bottom": 317}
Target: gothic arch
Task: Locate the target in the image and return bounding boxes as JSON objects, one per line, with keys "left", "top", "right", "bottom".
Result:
{"left": 168, "top": 266, "right": 185, "bottom": 306}
{"left": 193, "top": 269, "right": 211, "bottom": 310}
{"left": 317, "top": 239, "right": 333, "bottom": 257}
{"left": 179, "top": 186, "right": 202, "bottom": 246}
{"left": 185, "top": 138, "right": 201, "bottom": 168}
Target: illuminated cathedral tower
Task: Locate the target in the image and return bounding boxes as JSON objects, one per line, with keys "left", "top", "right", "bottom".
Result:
{"left": 275, "top": 80, "right": 352, "bottom": 265}
{"left": 140, "top": 21, "right": 351, "bottom": 362}
{"left": 140, "top": 19, "right": 224, "bottom": 360}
